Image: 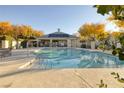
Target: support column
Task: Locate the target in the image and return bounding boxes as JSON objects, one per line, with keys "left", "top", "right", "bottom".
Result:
{"left": 12, "top": 40, "right": 16, "bottom": 49}
{"left": 37, "top": 39, "right": 39, "bottom": 47}
{"left": 71, "top": 39, "right": 77, "bottom": 48}
{"left": 76, "top": 39, "right": 81, "bottom": 48}
{"left": 91, "top": 41, "right": 95, "bottom": 49}
{"left": 2, "top": 40, "right": 9, "bottom": 48}
{"left": 50, "top": 39, "right": 52, "bottom": 47}
{"left": 67, "top": 39, "right": 71, "bottom": 47}
{"left": 26, "top": 41, "right": 29, "bottom": 48}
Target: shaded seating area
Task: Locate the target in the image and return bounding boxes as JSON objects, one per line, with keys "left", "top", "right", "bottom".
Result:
{"left": 28, "top": 29, "right": 78, "bottom": 48}
{"left": 52, "top": 40, "right": 67, "bottom": 47}
{"left": 0, "top": 48, "right": 12, "bottom": 58}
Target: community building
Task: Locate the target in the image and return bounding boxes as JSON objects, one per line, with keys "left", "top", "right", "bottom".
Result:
{"left": 28, "top": 29, "right": 81, "bottom": 48}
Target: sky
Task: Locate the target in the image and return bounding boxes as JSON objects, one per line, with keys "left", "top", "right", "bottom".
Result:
{"left": 0, "top": 5, "right": 118, "bottom": 34}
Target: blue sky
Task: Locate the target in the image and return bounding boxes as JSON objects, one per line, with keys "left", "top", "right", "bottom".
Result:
{"left": 0, "top": 5, "right": 117, "bottom": 34}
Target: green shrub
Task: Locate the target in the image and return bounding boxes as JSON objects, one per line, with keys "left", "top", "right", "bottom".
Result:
{"left": 112, "top": 50, "right": 117, "bottom": 55}
{"left": 112, "top": 48, "right": 124, "bottom": 60}
{"left": 112, "top": 45, "right": 116, "bottom": 49}
{"left": 98, "top": 44, "right": 105, "bottom": 50}
{"left": 97, "top": 80, "right": 107, "bottom": 88}
{"left": 119, "top": 52, "right": 124, "bottom": 60}
{"left": 116, "top": 48, "right": 122, "bottom": 53}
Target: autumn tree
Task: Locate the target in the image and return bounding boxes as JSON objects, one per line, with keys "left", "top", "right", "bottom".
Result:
{"left": 18, "top": 25, "right": 44, "bottom": 48}
{"left": 94, "top": 5, "right": 124, "bottom": 46}
{"left": 32, "top": 30, "right": 44, "bottom": 38}
{"left": 0, "top": 22, "right": 13, "bottom": 38}
{"left": 19, "top": 25, "right": 43, "bottom": 39}
{"left": 11, "top": 25, "right": 24, "bottom": 48}
{"left": 78, "top": 23, "right": 111, "bottom": 50}
{"left": 0, "top": 21, "right": 44, "bottom": 49}
{"left": 111, "top": 32, "right": 121, "bottom": 42}
{"left": 78, "top": 23, "right": 105, "bottom": 41}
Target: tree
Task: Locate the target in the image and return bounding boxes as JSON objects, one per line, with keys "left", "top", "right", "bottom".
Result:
{"left": 11, "top": 25, "right": 23, "bottom": 48}
{"left": 94, "top": 5, "right": 124, "bottom": 20}
{"left": 32, "top": 30, "right": 44, "bottom": 38}
{"left": 97, "top": 31, "right": 109, "bottom": 41}
{"left": 119, "top": 34, "right": 124, "bottom": 49}
{"left": 18, "top": 25, "right": 44, "bottom": 48}
{"left": 78, "top": 23, "right": 107, "bottom": 49}
{"left": 19, "top": 25, "right": 33, "bottom": 39}
{"left": 94, "top": 5, "right": 124, "bottom": 60}
{"left": 107, "top": 15, "right": 124, "bottom": 30}
{"left": 94, "top": 5, "right": 124, "bottom": 46}
{"left": 78, "top": 23, "right": 105, "bottom": 41}
{"left": 0, "top": 22, "right": 13, "bottom": 38}
{"left": 0, "top": 21, "right": 44, "bottom": 48}
{"left": 111, "top": 32, "right": 122, "bottom": 43}
{"left": 95, "top": 5, "right": 124, "bottom": 30}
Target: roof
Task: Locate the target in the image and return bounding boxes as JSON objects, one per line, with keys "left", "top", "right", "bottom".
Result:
{"left": 39, "top": 31, "right": 77, "bottom": 39}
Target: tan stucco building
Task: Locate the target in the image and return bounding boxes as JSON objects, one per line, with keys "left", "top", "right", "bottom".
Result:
{"left": 29, "top": 29, "right": 80, "bottom": 48}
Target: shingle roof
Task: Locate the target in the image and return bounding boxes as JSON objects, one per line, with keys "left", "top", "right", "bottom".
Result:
{"left": 39, "top": 31, "right": 77, "bottom": 38}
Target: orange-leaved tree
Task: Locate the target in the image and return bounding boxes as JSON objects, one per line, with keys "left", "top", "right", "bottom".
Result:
{"left": 0, "top": 22, "right": 13, "bottom": 38}
{"left": 78, "top": 23, "right": 105, "bottom": 41}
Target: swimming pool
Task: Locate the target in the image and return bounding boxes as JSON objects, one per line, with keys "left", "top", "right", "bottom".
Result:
{"left": 33, "top": 48, "right": 124, "bottom": 69}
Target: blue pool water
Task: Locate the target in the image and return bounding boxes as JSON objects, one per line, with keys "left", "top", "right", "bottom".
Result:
{"left": 33, "top": 48, "right": 124, "bottom": 69}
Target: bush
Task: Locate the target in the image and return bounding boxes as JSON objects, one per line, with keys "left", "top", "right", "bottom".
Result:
{"left": 112, "top": 45, "right": 116, "bottom": 49}
{"left": 112, "top": 50, "right": 117, "bottom": 56}
{"left": 116, "top": 48, "right": 122, "bottom": 53}
{"left": 98, "top": 44, "right": 105, "bottom": 50}
{"left": 119, "top": 52, "right": 124, "bottom": 60}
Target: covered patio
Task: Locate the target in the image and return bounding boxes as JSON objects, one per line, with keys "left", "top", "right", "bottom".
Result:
{"left": 29, "top": 29, "right": 79, "bottom": 48}
{"left": 38, "top": 39, "right": 68, "bottom": 47}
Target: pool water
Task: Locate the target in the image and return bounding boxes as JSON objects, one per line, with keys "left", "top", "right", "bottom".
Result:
{"left": 33, "top": 48, "right": 124, "bottom": 69}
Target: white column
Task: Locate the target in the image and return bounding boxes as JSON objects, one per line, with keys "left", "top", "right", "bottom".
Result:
{"left": 76, "top": 39, "right": 81, "bottom": 48}
{"left": 2, "top": 40, "right": 9, "bottom": 48}
{"left": 27, "top": 41, "right": 29, "bottom": 48}
{"left": 71, "top": 39, "right": 77, "bottom": 48}
{"left": 67, "top": 39, "right": 71, "bottom": 47}
{"left": 50, "top": 39, "right": 52, "bottom": 47}
{"left": 18, "top": 41, "right": 21, "bottom": 48}
{"left": 37, "top": 39, "right": 39, "bottom": 47}
{"left": 12, "top": 40, "right": 16, "bottom": 49}
{"left": 91, "top": 41, "right": 95, "bottom": 49}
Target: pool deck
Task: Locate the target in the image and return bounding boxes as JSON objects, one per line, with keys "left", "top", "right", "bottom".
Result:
{"left": 0, "top": 48, "right": 124, "bottom": 88}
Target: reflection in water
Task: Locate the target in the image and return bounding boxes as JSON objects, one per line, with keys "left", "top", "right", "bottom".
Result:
{"left": 78, "top": 51, "right": 119, "bottom": 68}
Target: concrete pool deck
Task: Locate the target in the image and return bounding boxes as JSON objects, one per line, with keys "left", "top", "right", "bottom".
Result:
{"left": 0, "top": 48, "right": 40, "bottom": 74}
{"left": 0, "top": 68, "right": 124, "bottom": 88}
{"left": 0, "top": 48, "right": 124, "bottom": 88}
